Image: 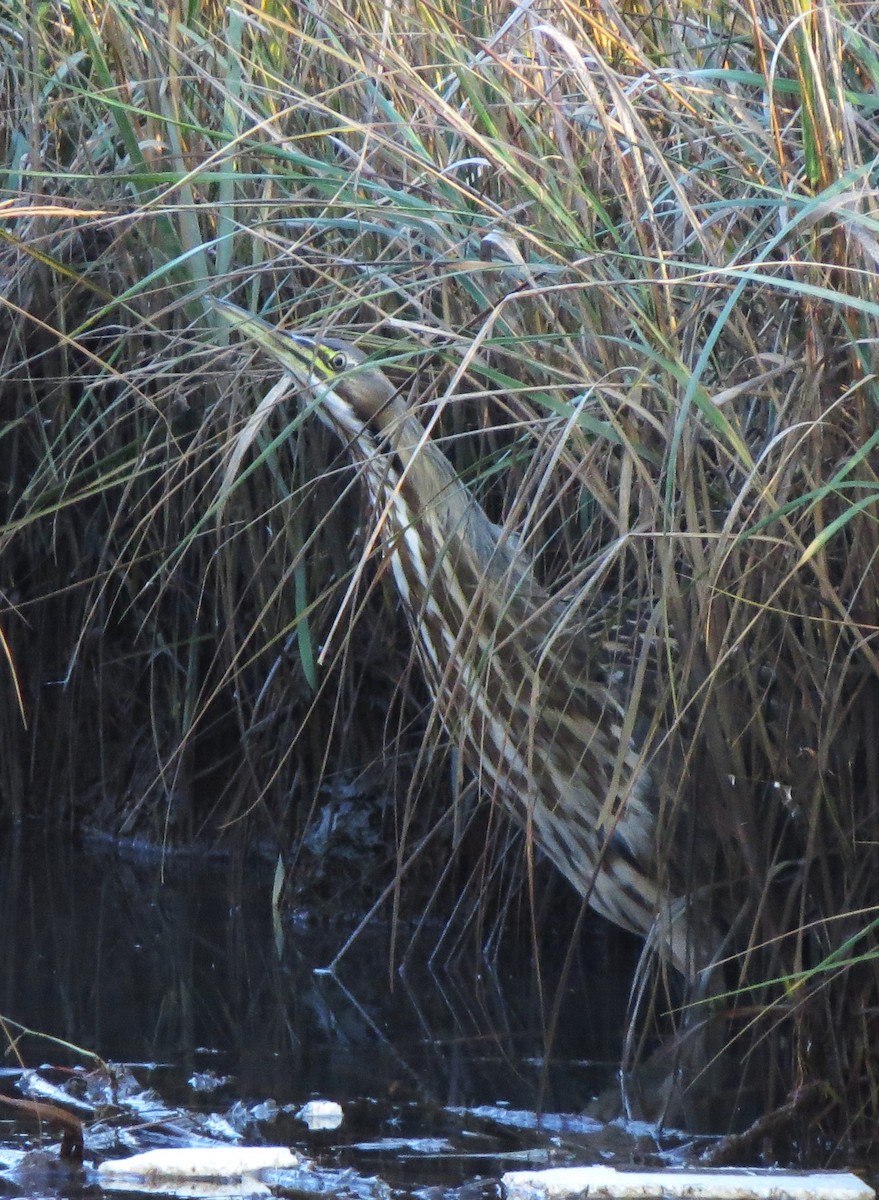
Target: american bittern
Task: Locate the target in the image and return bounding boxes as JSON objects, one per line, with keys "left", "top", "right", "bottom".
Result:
{"left": 216, "top": 299, "right": 717, "bottom": 984}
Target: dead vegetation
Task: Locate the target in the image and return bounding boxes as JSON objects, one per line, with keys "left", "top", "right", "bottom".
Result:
{"left": 1, "top": 0, "right": 879, "bottom": 1154}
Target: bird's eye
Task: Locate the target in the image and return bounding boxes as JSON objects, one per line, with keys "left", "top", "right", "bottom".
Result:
{"left": 329, "top": 351, "right": 348, "bottom": 371}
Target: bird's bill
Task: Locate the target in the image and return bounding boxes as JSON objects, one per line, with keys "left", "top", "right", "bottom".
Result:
{"left": 211, "top": 297, "right": 323, "bottom": 386}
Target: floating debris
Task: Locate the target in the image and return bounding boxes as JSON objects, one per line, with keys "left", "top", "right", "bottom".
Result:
{"left": 98, "top": 1145, "right": 300, "bottom": 1197}
{"left": 189, "top": 1072, "right": 233, "bottom": 1095}
{"left": 503, "top": 1166, "right": 875, "bottom": 1200}
{"left": 350, "top": 1137, "right": 453, "bottom": 1154}
{"left": 296, "top": 1100, "right": 343, "bottom": 1131}
{"left": 447, "top": 1106, "right": 604, "bottom": 1135}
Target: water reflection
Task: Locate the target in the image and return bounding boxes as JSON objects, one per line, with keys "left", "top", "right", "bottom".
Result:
{"left": 0, "top": 832, "right": 633, "bottom": 1115}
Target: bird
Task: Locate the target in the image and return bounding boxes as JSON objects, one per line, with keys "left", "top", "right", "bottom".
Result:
{"left": 213, "top": 298, "right": 719, "bottom": 987}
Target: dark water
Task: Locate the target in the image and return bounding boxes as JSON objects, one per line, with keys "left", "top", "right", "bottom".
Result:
{"left": 0, "top": 832, "right": 695, "bottom": 1198}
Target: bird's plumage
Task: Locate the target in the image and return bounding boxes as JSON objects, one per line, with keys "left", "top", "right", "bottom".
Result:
{"left": 215, "top": 299, "right": 717, "bottom": 982}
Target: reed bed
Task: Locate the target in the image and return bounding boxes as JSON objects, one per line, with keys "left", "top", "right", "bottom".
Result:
{"left": 1, "top": 0, "right": 878, "bottom": 1154}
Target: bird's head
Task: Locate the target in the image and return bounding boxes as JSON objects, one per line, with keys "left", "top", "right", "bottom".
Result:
{"left": 212, "top": 297, "right": 500, "bottom": 565}
{"left": 213, "top": 298, "right": 541, "bottom": 627}
{"left": 213, "top": 298, "right": 402, "bottom": 442}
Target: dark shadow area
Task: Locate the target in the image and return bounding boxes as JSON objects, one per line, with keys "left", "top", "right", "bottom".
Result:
{"left": 0, "top": 829, "right": 636, "bottom": 1114}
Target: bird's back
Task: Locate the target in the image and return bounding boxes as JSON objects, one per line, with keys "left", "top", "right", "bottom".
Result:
{"left": 362, "top": 410, "right": 716, "bottom": 981}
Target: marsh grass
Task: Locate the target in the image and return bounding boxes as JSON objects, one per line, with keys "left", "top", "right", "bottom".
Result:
{"left": 2, "top": 0, "right": 879, "bottom": 1151}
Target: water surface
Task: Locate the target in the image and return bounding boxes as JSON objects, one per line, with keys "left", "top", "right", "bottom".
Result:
{"left": 0, "top": 832, "right": 692, "bottom": 1198}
